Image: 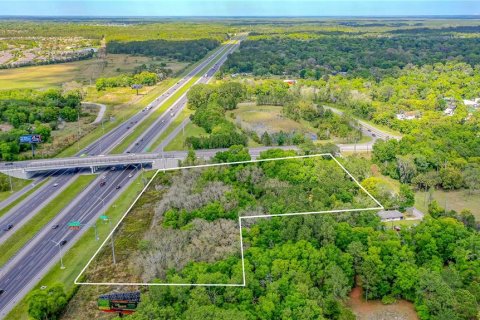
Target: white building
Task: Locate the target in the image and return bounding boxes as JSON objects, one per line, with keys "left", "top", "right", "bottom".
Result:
{"left": 396, "top": 111, "right": 420, "bottom": 120}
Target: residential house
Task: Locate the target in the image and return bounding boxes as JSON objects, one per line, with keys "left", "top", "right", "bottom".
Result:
{"left": 377, "top": 210, "right": 404, "bottom": 222}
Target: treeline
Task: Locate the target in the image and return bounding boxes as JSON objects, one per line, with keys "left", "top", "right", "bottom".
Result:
{"left": 0, "top": 49, "right": 94, "bottom": 69}
{"left": 95, "top": 71, "right": 158, "bottom": 91}
{"left": 107, "top": 39, "right": 220, "bottom": 62}
{"left": 0, "top": 21, "right": 230, "bottom": 43}
{"left": 221, "top": 34, "right": 480, "bottom": 78}
{"left": 186, "top": 82, "right": 248, "bottom": 149}
{"left": 0, "top": 89, "right": 82, "bottom": 160}
{"left": 126, "top": 151, "right": 480, "bottom": 320}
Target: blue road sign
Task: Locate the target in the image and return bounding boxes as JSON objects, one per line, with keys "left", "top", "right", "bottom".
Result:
{"left": 19, "top": 135, "right": 41, "bottom": 144}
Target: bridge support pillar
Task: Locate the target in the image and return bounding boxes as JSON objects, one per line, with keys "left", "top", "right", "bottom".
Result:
{"left": 90, "top": 166, "right": 95, "bottom": 174}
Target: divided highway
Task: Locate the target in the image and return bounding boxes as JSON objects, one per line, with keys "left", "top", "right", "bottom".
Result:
{"left": 0, "top": 39, "right": 236, "bottom": 239}
{"left": 0, "top": 37, "right": 242, "bottom": 318}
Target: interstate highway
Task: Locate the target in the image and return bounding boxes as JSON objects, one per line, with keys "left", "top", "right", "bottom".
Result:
{"left": 0, "top": 37, "right": 242, "bottom": 318}
{"left": 0, "top": 40, "right": 237, "bottom": 243}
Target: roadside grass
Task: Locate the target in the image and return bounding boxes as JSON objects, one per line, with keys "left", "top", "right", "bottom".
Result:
{"left": 110, "top": 45, "right": 230, "bottom": 154}
{"left": 0, "top": 175, "right": 96, "bottom": 268}
{"left": 0, "top": 179, "right": 49, "bottom": 220}
{"left": 415, "top": 189, "right": 480, "bottom": 219}
{"left": 165, "top": 121, "right": 206, "bottom": 151}
{"left": 4, "top": 171, "right": 156, "bottom": 320}
{"left": 0, "top": 175, "right": 31, "bottom": 202}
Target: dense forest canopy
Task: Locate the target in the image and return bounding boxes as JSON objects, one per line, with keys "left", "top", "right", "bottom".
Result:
{"left": 72, "top": 148, "right": 479, "bottom": 320}
{"left": 107, "top": 39, "right": 220, "bottom": 62}
{"left": 0, "top": 88, "right": 82, "bottom": 160}
{"left": 222, "top": 34, "right": 480, "bottom": 79}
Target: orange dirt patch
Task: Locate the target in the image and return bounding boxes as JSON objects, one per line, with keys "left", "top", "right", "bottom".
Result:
{"left": 348, "top": 286, "right": 419, "bottom": 320}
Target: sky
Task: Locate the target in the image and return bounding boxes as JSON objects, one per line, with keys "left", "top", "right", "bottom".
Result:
{"left": 0, "top": 0, "right": 479, "bottom": 17}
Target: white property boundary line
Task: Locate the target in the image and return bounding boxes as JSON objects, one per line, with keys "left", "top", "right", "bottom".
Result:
{"left": 75, "top": 153, "right": 384, "bottom": 286}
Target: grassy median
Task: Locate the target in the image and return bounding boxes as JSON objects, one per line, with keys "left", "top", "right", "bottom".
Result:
{"left": 0, "top": 179, "right": 49, "bottom": 220}
{"left": 5, "top": 170, "right": 155, "bottom": 320}
{"left": 0, "top": 174, "right": 96, "bottom": 268}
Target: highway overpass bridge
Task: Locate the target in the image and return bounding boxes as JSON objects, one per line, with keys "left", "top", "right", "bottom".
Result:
{"left": 0, "top": 147, "right": 299, "bottom": 179}
{"left": 0, "top": 142, "right": 385, "bottom": 179}
{"left": 0, "top": 153, "right": 181, "bottom": 179}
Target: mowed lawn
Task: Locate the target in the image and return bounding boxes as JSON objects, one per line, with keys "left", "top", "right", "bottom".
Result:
{"left": 415, "top": 189, "right": 480, "bottom": 219}
{"left": 0, "top": 54, "right": 187, "bottom": 90}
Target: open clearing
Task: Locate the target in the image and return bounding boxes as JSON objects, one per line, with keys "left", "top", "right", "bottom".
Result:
{"left": 0, "top": 54, "right": 187, "bottom": 90}
{"left": 415, "top": 189, "right": 480, "bottom": 219}
{"left": 231, "top": 104, "right": 312, "bottom": 135}
{"left": 348, "top": 286, "right": 418, "bottom": 320}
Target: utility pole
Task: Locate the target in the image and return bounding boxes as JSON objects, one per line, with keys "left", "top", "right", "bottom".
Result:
{"left": 51, "top": 240, "right": 66, "bottom": 269}
{"left": 110, "top": 219, "right": 116, "bottom": 264}
{"left": 8, "top": 174, "right": 13, "bottom": 193}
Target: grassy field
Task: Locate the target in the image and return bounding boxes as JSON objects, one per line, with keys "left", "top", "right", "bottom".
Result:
{"left": 0, "top": 54, "right": 186, "bottom": 90}
{"left": 165, "top": 121, "right": 206, "bottom": 151}
{"left": 415, "top": 189, "right": 480, "bottom": 219}
{"left": 232, "top": 104, "right": 308, "bottom": 134}
{"left": 5, "top": 171, "right": 155, "bottom": 320}
{"left": 0, "top": 175, "right": 96, "bottom": 268}
{"left": 0, "top": 175, "right": 32, "bottom": 202}
{"left": 0, "top": 179, "right": 49, "bottom": 219}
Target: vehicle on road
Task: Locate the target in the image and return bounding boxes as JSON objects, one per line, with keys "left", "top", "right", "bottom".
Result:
{"left": 116, "top": 185, "right": 121, "bottom": 189}
{"left": 128, "top": 173, "right": 133, "bottom": 178}
{"left": 100, "top": 181, "right": 106, "bottom": 187}
{"left": 60, "top": 240, "right": 67, "bottom": 246}
{"left": 110, "top": 167, "right": 115, "bottom": 171}
{"left": 53, "top": 183, "right": 59, "bottom": 187}
{"left": 52, "top": 224, "right": 59, "bottom": 229}
{"left": 4, "top": 162, "right": 13, "bottom": 166}
{"left": 4, "top": 224, "right": 14, "bottom": 231}
{"left": 0, "top": 289, "right": 5, "bottom": 295}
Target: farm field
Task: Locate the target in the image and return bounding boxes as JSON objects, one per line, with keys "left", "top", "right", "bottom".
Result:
{"left": 0, "top": 54, "right": 187, "bottom": 90}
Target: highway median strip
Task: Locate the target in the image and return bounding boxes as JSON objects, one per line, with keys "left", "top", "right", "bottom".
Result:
{"left": 0, "top": 179, "right": 49, "bottom": 220}
{"left": 0, "top": 174, "right": 96, "bottom": 268}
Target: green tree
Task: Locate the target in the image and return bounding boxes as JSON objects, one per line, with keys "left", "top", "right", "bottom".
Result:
{"left": 28, "top": 284, "right": 67, "bottom": 320}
